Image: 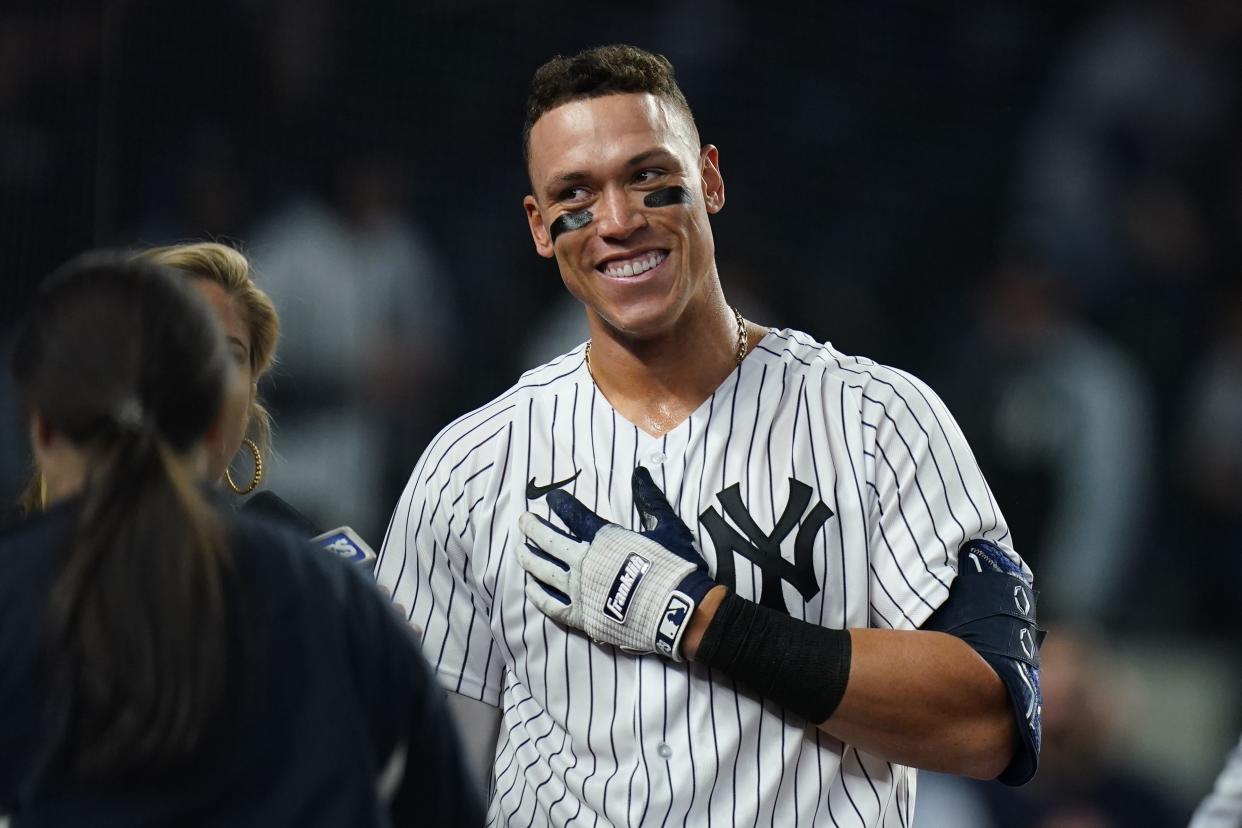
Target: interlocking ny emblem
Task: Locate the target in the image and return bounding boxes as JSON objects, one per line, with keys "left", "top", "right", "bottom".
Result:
{"left": 699, "top": 479, "right": 833, "bottom": 615}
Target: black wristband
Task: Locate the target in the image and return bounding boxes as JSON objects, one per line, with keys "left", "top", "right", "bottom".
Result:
{"left": 694, "top": 591, "right": 852, "bottom": 724}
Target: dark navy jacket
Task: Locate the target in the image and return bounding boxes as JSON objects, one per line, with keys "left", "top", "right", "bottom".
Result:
{"left": 0, "top": 498, "right": 482, "bottom": 826}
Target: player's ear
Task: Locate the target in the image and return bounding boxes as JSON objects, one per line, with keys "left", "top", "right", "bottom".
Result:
{"left": 700, "top": 145, "right": 724, "bottom": 215}
{"left": 524, "top": 195, "right": 556, "bottom": 259}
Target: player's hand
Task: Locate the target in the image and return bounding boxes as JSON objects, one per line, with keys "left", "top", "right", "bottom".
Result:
{"left": 517, "top": 467, "right": 715, "bottom": 661}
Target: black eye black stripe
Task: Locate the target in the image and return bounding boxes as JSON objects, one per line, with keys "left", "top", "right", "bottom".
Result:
{"left": 549, "top": 185, "right": 693, "bottom": 244}
{"left": 550, "top": 210, "right": 593, "bottom": 242}
{"left": 644, "top": 186, "right": 693, "bottom": 208}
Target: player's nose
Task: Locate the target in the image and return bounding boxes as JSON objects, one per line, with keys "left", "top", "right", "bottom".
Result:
{"left": 593, "top": 186, "right": 646, "bottom": 240}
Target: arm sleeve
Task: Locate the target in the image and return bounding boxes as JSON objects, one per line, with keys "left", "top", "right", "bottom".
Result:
{"left": 374, "top": 420, "right": 509, "bottom": 705}
{"left": 855, "top": 366, "right": 1027, "bottom": 630}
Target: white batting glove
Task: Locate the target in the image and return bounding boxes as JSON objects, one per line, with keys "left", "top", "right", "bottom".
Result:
{"left": 517, "top": 467, "right": 716, "bottom": 661}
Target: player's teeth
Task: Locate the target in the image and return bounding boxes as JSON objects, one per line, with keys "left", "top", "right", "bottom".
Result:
{"left": 604, "top": 251, "right": 666, "bottom": 278}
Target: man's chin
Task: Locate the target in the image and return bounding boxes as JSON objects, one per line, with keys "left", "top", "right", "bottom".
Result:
{"left": 592, "top": 303, "right": 685, "bottom": 341}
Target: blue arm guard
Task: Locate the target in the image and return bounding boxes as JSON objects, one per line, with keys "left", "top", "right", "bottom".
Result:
{"left": 923, "top": 540, "right": 1044, "bottom": 786}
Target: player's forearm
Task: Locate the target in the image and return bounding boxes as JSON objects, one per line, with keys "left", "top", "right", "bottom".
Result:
{"left": 680, "top": 584, "right": 728, "bottom": 658}
{"left": 683, "top": 592, "right": 1016, "bottom": 780}
{"left": 820, "top": 628, "right": 1015, "bottom": 779}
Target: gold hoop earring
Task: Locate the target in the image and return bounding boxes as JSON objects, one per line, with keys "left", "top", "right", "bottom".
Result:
{"left": 225, "top": 437, "right": 263, "bottom": 495}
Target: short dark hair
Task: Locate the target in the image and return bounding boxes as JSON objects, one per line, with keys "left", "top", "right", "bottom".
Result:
{"left": 522, "top": 44, "right": 696, "bottom": 162}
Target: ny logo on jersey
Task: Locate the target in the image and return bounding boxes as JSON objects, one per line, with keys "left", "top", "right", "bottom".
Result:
{"left": 699, "top": 479, "right": 833, "bottom": 616}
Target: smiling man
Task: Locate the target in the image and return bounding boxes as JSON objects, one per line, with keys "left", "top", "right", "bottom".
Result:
{"left": 376, "top": 44, "right": 1043, "bottom": 826}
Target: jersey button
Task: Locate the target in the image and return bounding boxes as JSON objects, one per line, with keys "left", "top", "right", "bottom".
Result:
{"left": 656, "top": 742, "right": 673, "bottom": 759}
{"left": 649, "top": 452, "right": 667, "bottom": 465}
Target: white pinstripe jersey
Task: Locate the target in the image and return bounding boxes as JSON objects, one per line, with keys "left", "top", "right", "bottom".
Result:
{"left": 376, "top": 328, "right": 1024, "bottom": 827}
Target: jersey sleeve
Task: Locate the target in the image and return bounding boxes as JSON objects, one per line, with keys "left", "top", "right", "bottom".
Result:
{"left": 854, "top": 365, "right": 1026, "bottom": 630}
{"left": 374, "top": 416, "right": 509, "bottom": 706}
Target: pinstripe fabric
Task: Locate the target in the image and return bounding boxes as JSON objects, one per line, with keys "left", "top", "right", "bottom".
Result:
{"left": 1191, "top": 734, "right": 1242, "bottom": 828}
{"left": 375, "top": 329, "right": 1024, "bottom": 827}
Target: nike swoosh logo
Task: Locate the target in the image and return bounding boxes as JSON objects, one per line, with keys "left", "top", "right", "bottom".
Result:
{"left": 526, "top": 470, "right": 581, "bottom": 500}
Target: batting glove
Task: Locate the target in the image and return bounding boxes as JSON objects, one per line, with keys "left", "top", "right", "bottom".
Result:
{"left": 517, "top": 467, "right": 716, "bottom": 660}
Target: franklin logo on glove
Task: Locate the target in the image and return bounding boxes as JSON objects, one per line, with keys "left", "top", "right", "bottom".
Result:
{"left": 604, "top": 553, "right": 652, "bottom": 623}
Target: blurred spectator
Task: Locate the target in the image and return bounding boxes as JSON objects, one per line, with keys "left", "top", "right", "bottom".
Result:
{"left": 938, "top": 225, "right": 1154, "bottom": 625}
{"left": 248, "top": 129, "right": 457, "bottom": 540}
{"left": 1171, "top": 118, "right": 1242, "bottom": 640}
{"left": 1177, "top": 287, "right": 1242, "bottom": 637}
{"left": 1013, "top": 0, "right": 1241, "bottom": 386}
{"left": 979, "top": 626, "right": 1189, "bottom": 827}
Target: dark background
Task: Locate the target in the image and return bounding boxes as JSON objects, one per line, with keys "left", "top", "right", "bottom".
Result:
{"left": 2, "top": 2, "right": 1240, "bottom": 823}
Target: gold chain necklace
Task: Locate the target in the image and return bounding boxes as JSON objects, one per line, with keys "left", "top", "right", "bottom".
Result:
{"left": 584, "top": 306, "right": 747, "bottom": 379}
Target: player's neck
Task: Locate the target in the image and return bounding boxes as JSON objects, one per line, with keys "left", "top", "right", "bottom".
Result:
{"left": 585, "top": 299, "right": 761, "bottom": 437}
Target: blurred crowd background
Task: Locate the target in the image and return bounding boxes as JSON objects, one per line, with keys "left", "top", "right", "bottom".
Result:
{"left": 1, "top": 1, "right": 1239, "bottom": 824}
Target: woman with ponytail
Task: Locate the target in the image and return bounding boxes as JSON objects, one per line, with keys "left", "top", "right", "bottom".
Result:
{"left": 0, "top": 254, "right": 480, "bottom": 825}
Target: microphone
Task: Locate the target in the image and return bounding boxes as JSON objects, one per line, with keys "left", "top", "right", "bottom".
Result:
{"left": 241, "top": 491, "right": 377, "bottom": 570}
{"left": 312, "top": 526, "right": 377, "bottom": 570}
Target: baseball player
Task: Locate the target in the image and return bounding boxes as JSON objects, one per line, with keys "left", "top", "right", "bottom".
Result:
{"left": 376, "top": 44, "right": 1043, "bottom": 826}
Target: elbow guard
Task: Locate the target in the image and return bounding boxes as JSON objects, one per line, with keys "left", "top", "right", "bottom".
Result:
{"left": 923, "top": 539, "right": 1045, "bottom": 786}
